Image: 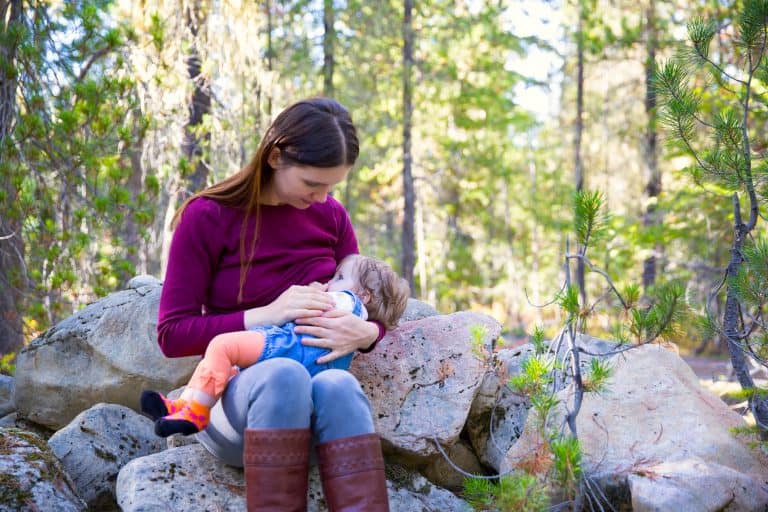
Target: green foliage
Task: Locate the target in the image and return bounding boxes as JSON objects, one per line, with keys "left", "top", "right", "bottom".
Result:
{"left": 0, "top": 353, "right": 15, "bottom": 376}
{"left": 530, "top": 326, "right": 548, "bottom": 355}
{"left": 1, "top": 0, "right": 155, "bottom": 331}
{"left": 556, "top": 285, "right": 581, "bottom": 318}
{"left": 509, "top": 356, "right": 554, "bottom": 397}
{"left": 470, "top": 324, "right": 490, "bottom": 363}
{"left": 464, "top": 473, "right": 551, "bottom": 512}
{"left": 724, "top": 386, "right": 768, "bottom": 402}
{"left": 656, "top": 0, "right": 768, "bottom": 434}
{"left": 731, "top": 237, "right": 768, "bottom": 309}
{"left": 573, "top": 190, "right": 607, "bottom": 248}
{"left": 581, "top": 358, "right": 612, "bottom": 394}
{"left": 730, "top": 425, "right": 768, "bottom": 452}
{"left": 530, "top": 392, "right": 560, "bottom": 436}
{"left": 686, "top": 17, "right": 716, "bottom": 60}
{"left": 737, "top": 0, "right": 768, "bottom": 49}
{"left": 550, "top": 436, "right": 583, "bottom": 501}
{"left": 628, "top": 281, "right": 688, "bottom": 343}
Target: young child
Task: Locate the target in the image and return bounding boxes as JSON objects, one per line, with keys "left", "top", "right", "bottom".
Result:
{"left": 141, "top": 254, "right": 409, "bottom": 437}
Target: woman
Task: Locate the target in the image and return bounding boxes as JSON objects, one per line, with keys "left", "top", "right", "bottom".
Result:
{"left": 157, "top": 97, "right": 389, "bottom": 511}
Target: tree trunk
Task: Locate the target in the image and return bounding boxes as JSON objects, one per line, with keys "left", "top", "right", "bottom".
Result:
{"left": 323, "top": 0, "right": 335, "bottom": 98}
{"left": 265, "top": 0, "right": 273, "bottom": 117}
{"left": 642, "top": 0, "right": 661, "bottom": 291}
{"left": 122, "top": 118, "right": 146, "bottom": 280}
{"left": 723, "top": 195, "right": 768, "bottom": 433}
{"left": 574, "top": 0, "right": 586, "bottom": 306}
{"left": 181, "top": 0, "right": 210, "bottom": 196}
{"left": 401, "top": 0, "right": 415, "bottom": 295}
{"left": 0, "top": 0, "right": 25, "bottom": 354}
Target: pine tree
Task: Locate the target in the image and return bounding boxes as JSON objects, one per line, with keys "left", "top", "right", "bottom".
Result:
{"left": 655, "top": 0, "right": 768, "bottom": 433}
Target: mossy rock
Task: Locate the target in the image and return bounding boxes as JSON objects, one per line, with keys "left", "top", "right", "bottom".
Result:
{"left": 0, "top": 427, "right": 86, "bottom": 511}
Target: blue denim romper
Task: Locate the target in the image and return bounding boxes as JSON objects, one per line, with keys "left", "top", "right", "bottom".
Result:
{"left": 251, "top": 290, "right": 367, "bottom": 376}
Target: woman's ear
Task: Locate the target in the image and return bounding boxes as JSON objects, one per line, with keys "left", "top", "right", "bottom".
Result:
{"left": 267, "top": 147, "right": 281, "bottom": 168}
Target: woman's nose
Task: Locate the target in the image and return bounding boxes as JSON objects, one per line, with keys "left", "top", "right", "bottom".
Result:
{"left": 313, "top": 187, "right": 331, "bottom": 203}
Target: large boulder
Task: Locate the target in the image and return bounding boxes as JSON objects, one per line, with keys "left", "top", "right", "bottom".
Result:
{"left": 351, "top": 312, "right": 502, "bottom": 465}
{"left": 0, "top": 375, "right": 14, "bottom": 417}
{"left": 47, "top": 403, "right": 165, "bottom": 510}
{"left": 14, "top": 277, "right": 198, "bottom": 429}
{"left": 0, "top": 427, "right": 86, "bottom": 511}
{"left": 467, "top": 335, "right": 627, "bottom": 471}
{"left": 501, "top": 343, "right": 768, "bottom": 510}
{"left": 628, "top": 458, "right": 768, "bottom": 512}
{"left": 116, "top": 443, "right": 472, "bottom": 511}
{"left": 466, "top": 344, "right": 534, "bottom": 471}
{"left": 398, "top": 298, "right": 439, "bottom": 324}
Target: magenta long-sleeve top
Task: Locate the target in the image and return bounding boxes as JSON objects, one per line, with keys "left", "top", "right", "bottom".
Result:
{"left": 157, "top": 196, "right": 359, "bottom": 358}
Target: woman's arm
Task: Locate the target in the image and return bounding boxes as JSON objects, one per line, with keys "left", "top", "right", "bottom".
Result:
{"left": 158, "top": 199, "right": 244, "bottom": 358}
{"left": 244, "top": 285, "right": 335, "bottom": 328}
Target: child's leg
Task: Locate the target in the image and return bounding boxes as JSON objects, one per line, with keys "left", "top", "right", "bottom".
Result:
{"left": 149, "top": 331, "right": 266, "bottom": 437}
{"left": 187, "top": 331, "right": 267, "bottom": 400}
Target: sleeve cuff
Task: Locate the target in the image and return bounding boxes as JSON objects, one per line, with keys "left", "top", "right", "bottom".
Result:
{"left": 358, "top": 320, "right": 386, "bottom": 353}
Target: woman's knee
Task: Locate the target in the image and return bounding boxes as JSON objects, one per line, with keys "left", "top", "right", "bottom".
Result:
{"left": 312, "top": 370, "right": 369, "bottom": 408}
{"left": 311, "top": 370, "right": 374, "bottom": 440}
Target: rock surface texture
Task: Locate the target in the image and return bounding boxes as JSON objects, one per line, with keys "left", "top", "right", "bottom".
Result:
{"left": 502, "top": 343, "right": 768, "bottom": 511}
{"left": 14, "top": 277, "right": 198, "bottom": 429}
{"left": 0, "top": 427, "right": 86, "bottom": 511}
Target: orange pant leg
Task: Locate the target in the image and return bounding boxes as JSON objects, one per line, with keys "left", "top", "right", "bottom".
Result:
{"left": 187, "top": 331, "right": 267, "bottom": 399}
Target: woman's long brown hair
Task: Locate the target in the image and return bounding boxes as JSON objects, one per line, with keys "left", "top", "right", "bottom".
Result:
{"left": 171, "top": 98, "right": 360, "bottom": 302}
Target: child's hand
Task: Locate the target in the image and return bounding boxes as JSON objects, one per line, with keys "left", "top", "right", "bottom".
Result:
{"left": 308, "top": 281, "right": 329, "bottom": 291}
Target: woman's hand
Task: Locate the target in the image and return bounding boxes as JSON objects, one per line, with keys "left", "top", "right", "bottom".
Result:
{"left": 244, "top": 285, "right": 335, "bottom": 328}
{"left": 294, "top": 310, "right": 378, "bottom": 363}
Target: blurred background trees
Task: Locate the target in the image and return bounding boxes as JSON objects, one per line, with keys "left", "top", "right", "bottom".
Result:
{"left": 0, "top": 0, "right": 759, "bottom": 361}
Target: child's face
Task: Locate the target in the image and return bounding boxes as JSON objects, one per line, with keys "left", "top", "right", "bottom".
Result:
{"left": 327, "top": 256, "right": 360, "bottom": 293}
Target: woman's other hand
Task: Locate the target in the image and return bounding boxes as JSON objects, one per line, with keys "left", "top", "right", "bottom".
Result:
{"left": 244, "top": 285, "right": 335, "bottom": 328}
{"left": 294, "top": 310, "right": 378, "bottom": 363}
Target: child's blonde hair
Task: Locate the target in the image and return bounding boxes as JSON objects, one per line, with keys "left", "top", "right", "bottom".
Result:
{"left": 350, "top": 255, "right": 410, "bottom": 329}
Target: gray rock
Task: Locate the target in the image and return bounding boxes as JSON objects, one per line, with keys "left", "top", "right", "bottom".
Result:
{"left": 0, "top": 427, "right": 86, "bottom": 511}
{"left": 466, "top": 345, "right": 533, "bottom": 470}
{"left": 126, "top": 275, "right": 161, "bottom": 289}
{"left": 15, "top": 282, "right": 199, "bottom": 429}
{"left": 0, "top": 375, "right": 15, "bottom": 417}
{"left": 116, "top": 444, "right": 245, "bottom": 511}
{"left": 47, "top": 403, "right": 165, "bottom": 510}
{"left": 383, "top": 466, "right": 473, "bottom": 512}
{"left": 422, "top": 440, "right": 487, "bottom": 491}
{"left": 351, "top": 312, "right": 502, "bottom": 464}
{"left": 116, "top": 443, "right": 471, "bottom": 512}
{"left": 629, "top": 458, "right": 768, "bottom": 512}
{"left": 502, "top": 344, "right": 768, "bottom": 510}
{"left": 398, "top": 298, "right": 440, "bottom": 324}
{"left": 0, "top": 412, "right": 16, "bottom": 427}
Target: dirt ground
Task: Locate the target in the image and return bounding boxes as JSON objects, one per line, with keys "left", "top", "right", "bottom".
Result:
{"left": 682, "top": 356, "right": 733, "bottom": 381}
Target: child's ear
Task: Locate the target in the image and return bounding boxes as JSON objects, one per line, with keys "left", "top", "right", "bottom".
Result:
{"left": 359, "top": 290, "right": 371, "bottom": 305}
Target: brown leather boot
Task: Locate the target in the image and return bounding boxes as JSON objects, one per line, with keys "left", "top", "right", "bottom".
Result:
{"left": 243, "top": 428, "right": 311, "bottom": 512}
{"left": 317, "top": 433, "right": 390, "bottom": 512}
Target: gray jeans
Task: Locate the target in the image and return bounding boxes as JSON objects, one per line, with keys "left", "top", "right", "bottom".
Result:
{"left": 196, "top": 358, "right": 375, "bottom": 467}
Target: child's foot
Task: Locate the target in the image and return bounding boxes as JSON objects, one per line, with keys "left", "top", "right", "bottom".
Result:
{"left": 140, "top": 390, "right": 183, "bottom": 421}
{"left": 154, "top": 400, "right": 211, "bottom": 437}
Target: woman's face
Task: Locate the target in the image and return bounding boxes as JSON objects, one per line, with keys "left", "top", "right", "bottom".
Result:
{"left": 264, "top": 151, "right": 351, "bottom": 209}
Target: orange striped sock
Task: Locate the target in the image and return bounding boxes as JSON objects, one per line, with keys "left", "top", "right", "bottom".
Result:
{"left": 154, "top": 400, "right": 211, "bottom": 437}
{"left": 140, "top": 390, "right": 184, "bottom": 421}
